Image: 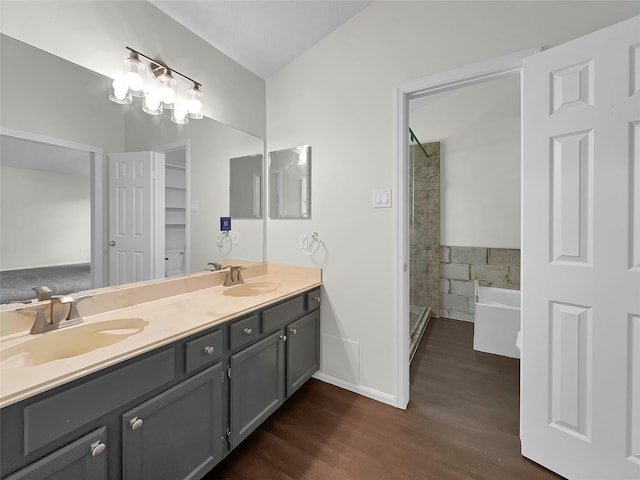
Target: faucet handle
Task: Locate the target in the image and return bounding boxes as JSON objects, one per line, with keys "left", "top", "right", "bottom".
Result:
{"left": 18, "top": 305, "right": 49, "bottom": 334}
{"left": 32, "top": 286, "right": 52, "bottom": 301}
{"left": 67, "top": 295, "right": 93, "bottom": 321}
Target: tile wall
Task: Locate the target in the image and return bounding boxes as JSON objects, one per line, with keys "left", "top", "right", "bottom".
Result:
{"left": 439, "top": 246, "right": 520, "bottom": 321}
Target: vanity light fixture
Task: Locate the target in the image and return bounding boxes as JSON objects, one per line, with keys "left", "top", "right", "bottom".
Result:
{"left": 109, "top": 46, "right": 204, "bottom": 124}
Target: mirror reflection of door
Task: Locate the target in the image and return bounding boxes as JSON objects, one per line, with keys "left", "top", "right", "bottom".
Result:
{"left": 108, "top": 151, "right": 165, "bottom": 286}
{"left": 268, "top": 145, "right": 311, "bottom": 219}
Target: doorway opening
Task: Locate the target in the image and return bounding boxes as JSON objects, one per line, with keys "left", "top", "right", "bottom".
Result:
{"left": 394, "top": 48, "right": 539, "bottom": 408}
{"left": 0, "top": 128, "right": 103, "bottom": 304}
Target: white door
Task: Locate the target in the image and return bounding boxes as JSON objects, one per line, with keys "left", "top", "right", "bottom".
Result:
{"left": 108, "top": 151, "right": 162, "bottom": 285}
{"left": 522, "top": 15, "right": 640, "bottom": 479}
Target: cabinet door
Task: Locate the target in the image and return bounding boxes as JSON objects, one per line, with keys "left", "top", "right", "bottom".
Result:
{"left": 286, "top": 310, "right": 320, "bottom": 396}
{"left": 5, "top": 427, "right": 107, "bottom": 480}
{"left": 230, "top": 330, "right": 285, "bottom": 448}
{"left": 122, "top": 364, "right": 222, "bottom": 480}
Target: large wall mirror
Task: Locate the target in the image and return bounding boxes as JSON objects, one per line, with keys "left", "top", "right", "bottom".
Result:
{"left": 269, "top": 145, "right": 311, "bottom": 219}
{"left": 0, "top": 34, "right": 265, "bottom": 303}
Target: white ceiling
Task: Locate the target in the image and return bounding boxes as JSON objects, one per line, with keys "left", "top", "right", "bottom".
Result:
{"left": 148, "top": 0, "right": 373, "bottom": 79}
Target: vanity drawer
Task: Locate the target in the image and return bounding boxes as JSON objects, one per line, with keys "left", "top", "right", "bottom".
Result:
{"left": 306, "top": 289, "right": 321, "bottom": 311}
{"left": 23, "top": 349, "right": 175, "bottom": 455}
{"left": 185, "top": 329, "right": 223, "bottom": 373}
{"left": 230, "top": 314, "right": 260, "bottom": 350}
{"left": 261, "top": 295, "right": 304, "bottom": 333}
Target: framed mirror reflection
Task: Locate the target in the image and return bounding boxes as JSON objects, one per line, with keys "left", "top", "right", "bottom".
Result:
{"left": 268, "top": 145, "right": 311, "bottom": 219}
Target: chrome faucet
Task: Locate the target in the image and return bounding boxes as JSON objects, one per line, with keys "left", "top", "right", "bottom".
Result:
{"left": 50, "top": 295, "right": 74, "bottom": 323}
{"left": 222, "top": 265, "right": 246, "bottom": 286}
{"left": 19, "top": 294, "right": 92, "bottom": 335}
{"left": 33, "top": 286, "right": 52, "bottom": 301}
{"left": 8, "top": 286, "right": 52, "bottom": 305}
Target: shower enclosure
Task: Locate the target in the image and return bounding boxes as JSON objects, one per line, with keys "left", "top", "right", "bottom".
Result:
{"left": 408, "top": 129, "right": 440, "bottom": 361}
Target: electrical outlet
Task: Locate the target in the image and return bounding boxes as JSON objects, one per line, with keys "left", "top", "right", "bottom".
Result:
{"left": 231, "top": 232, "right": 239, "bottom": 245}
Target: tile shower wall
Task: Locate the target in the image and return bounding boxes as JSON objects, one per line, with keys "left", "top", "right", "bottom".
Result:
{"left": 409, "top": 142, "right": 440, "bottom": 318}
{"left": 440, "top": 246, "right": 520, "bottom": 321}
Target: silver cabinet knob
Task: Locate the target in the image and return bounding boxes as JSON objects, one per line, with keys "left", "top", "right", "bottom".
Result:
{"left": 280, "top": 334, "right": 287, "bottom": 342}
{"left": 313, "top": 295, "right": 320, "bottom": 303}
{"left": 130, "top": 417, "right": 144, "bottom": 431}
{"left": 203, "top": 345, "right": 215, "bottom": 355}
{"left": 290, "top": 328, "right": 297, "bottom": 335}
{"left": 108, "top": 240, "right": 116, "bottom": 246}
{"left": 90, "top": 441, "right": 106, "bottom": 457}
{"left": 243, "top": 327, "right": 253, "bottom": 336}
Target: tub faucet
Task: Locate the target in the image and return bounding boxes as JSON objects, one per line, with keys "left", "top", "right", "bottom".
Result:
{"left": 222, "top": 265, "right": 246, "bottom": 286}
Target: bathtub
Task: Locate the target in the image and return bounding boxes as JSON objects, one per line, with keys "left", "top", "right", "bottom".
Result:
{"left": 473, "top": 285, "right": 521, "bottom": 359}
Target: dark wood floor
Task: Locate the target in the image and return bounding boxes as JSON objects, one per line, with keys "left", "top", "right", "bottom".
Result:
{"left": 205, "top": 317, "right": 562, "bottom": 480}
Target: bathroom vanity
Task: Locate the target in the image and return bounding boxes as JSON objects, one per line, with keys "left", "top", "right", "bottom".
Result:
{"left": 0, "top": 263, "right": 321, "bottom": 480}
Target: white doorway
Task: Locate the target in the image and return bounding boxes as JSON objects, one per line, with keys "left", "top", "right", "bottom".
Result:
{"left": 395, "top": 48, "right": 538, "bottom": 410}
{"left": 0, "top": 127, "right": 104, "bottom": 289}
{"left": 396, "top": 14, "right": 640, "bottom": 479}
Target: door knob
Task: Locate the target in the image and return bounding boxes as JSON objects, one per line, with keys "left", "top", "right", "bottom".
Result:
{"left": 108, "top": 240, "right": 116, "bottom": 246}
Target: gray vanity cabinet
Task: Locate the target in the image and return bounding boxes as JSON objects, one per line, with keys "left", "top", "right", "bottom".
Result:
{"left": 286, "top": 310, "right": 320, "bottom": 397}
{"left": 229, "top": 330, "right": 286, "bottom": 448}
{"left": 121, "top": 364, "right": 223, "bottom": 480}
{"left": 5, "top": 427, "right": 108, "bottom": 480}
{"left": 229, "top": 288, "right": 321, "bottom": 448}
{"left": 1, "top": 287, "right": 320, "bottom": 480}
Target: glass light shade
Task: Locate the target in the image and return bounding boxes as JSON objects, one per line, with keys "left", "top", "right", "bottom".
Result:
{"left": 109, "top": 77, "right": 131, "bottom": 104}
{"left": 187, "top": 86, "right": 203, "bottom": 119}
{"left": 123, "top": 55, "right": 145, "bottom": 97}
{"left": 142, "top": 89, "right": 163, "bottom": 115}
{"left": 158, "top": 72, "right": 176, "bottom": 106}
{"left": 171, "top": 101, "right": 189, "bottom": 124}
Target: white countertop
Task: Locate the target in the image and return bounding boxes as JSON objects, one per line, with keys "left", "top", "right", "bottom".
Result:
{"left": 0, "top": 262, "right": 321, "bottom": 408}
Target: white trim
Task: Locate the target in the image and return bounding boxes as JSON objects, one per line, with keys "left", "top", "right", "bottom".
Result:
{"left": 0, "top": 127, "right": 104, "bottom": 288}
{"left": 90, "top": 152, "right": 103, "bottom": 288}
{"left": 0, "top": 127, "right": 104, "bottom": 154}
{"left": 394, "top": 47, "right": 541, "bottom": 409}
{"left": 312, "top": 372, "right": 396, "bottom": 407}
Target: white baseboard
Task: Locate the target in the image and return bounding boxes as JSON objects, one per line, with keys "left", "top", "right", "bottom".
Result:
{"left": 312, "top": 372, "right": 397, "bottom": 407}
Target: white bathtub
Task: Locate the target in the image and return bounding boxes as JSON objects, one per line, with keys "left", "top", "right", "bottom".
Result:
{"left": 473, "top": 285, "right": 521, "bottom": 359}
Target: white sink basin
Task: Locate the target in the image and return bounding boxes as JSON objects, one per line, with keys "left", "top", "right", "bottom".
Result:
{"left": 0, "top": 318, "right": 148, "bottom": 368}
{"left": 222, "top": 282, "right": 279, "bottom": 297}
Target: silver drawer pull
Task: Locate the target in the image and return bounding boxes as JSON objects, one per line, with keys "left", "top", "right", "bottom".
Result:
{"left": 203, "top": 345, "right": 215, "bottom": 355}
{"left": 130, "top": 417, "right": 144, "bottom": 431}
{"left": 290, "top": 328, "right": 297, "bottom": 335}
{"left": 90, "top": 441, "right": 106, "bottom": 457}
{"left": 280, "top": 334, "right": 287, "bottom": 342}
{"left": 313, "top": 295, "right": 320, "bottom": 303}
{"left": 243, "top": 327, "right": 253, "bottom": 335}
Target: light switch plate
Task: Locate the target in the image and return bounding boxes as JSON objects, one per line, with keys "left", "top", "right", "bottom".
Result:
{"left": 372, "top": 188, "right": 392, "bottom": 208}
{"left": 231, "top": 232, "right": 239, "bottom": 245}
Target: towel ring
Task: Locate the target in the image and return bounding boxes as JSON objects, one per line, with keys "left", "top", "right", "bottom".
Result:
{"left": 216, "top": 231, "right": 230, "bottom": 248}
{"left": 301, "top": 232, "right": 321, "bottom": 256}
